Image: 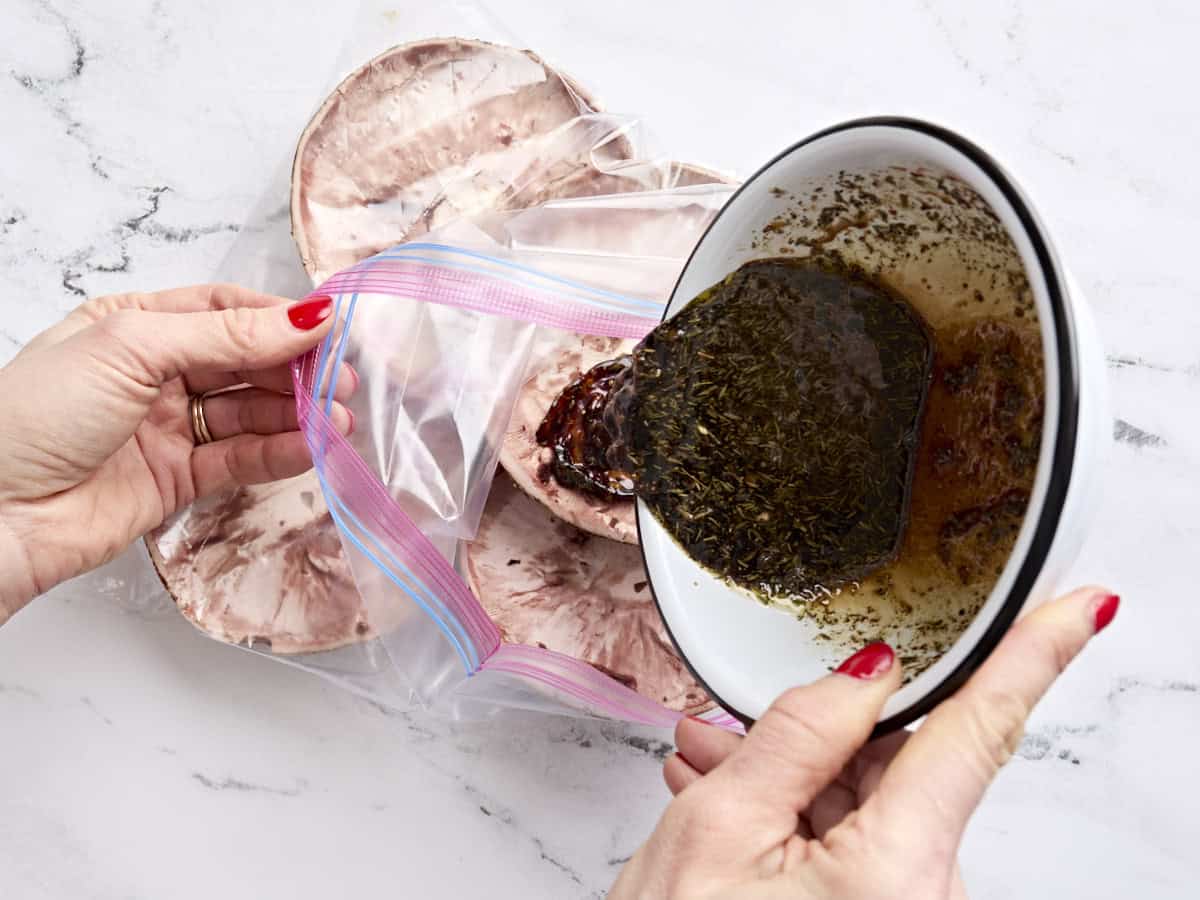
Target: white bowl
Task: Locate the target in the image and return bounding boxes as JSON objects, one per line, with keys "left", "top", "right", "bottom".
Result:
{"left": 637, "top": 117, "right": 1108, "bottom": 731}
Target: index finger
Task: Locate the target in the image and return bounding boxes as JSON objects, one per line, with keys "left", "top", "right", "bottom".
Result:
{"left": 82, "top": 283, "right": 292, "bottom": 318}
{"left": 27, "top": 284, "right": 298, "bottom": 353}
{"left": 860, "top": 586, "right": 1118, "bottom": 855}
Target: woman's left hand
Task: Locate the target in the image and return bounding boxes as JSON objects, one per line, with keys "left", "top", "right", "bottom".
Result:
{"left": 0, "top": 284, "right": 353, "bottom": 623}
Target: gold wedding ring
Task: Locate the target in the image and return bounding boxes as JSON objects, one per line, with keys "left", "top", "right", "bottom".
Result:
{"left": 189, "top": 393, "right": 215, "bottom": 446}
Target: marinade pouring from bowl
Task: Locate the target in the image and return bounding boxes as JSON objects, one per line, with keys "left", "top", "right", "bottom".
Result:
{"left": 626, "top": 258, "right": 935, "bottom": 602}
{"left": 536, "top": 354, "right": 637, "bottom": 499}
{"left": 539, "top": 257, "right": 938, "bottom": 601}
{"left": 627, "top": 118, "right": 1085, "bottom": 735}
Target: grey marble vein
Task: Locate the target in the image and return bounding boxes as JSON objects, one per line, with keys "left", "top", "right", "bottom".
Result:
{"left": 120, "top": 185, "right": 240, "bottom": 244}
{"left": 919, "top": 0, "right": 989, "bottom": 85}
{"left": 80, "top": 695, "right": 113, "bottom": 726}
{"left": 10, "top": 0, "right": 87, "bottom": 87}
{"left": 1017, "top": 723, "right": 1099, "bottom": 763}
{"left": 0, "top": 681, "right": 42, "bottom": 699}
{"left": 461, "top": 783, "right": 600, "bottom": 894}
{"left": 1107, "top": 677, "right": 1199, "bottom": 702}
{"left": 531, "top": 835, "right": 585, "bottom": 886}
{"left": 598, "top": 727, "right": 674, "bottom": 762}
{"left": 1108, "top": 353, "right": 1200, "bottom": 377}
{"left": 1113, "top": 418, "right": 1167, "bottom": 448}
{"left": 191, "top": 773, "right": 308, "bottom": 797}
{"left": 9, "top": 0, "right": 110, "bottom": 179}
{"left": 1027, "top": 128, "right": 1078, "bottom": 167}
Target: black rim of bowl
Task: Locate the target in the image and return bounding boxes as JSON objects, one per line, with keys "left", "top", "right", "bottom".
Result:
{"left": 636, "top": 115, "right": 1080, "bottom": 737}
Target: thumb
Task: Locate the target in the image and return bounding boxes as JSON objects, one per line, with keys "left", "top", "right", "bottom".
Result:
{"left": 861, "top": 586, "right": 1117, "bottom": 857}
{"left": 706, "top": 642, "right": 901, "bottom": 812}
{"left": 83, "top": 295, "right": 334, "bottom": 385}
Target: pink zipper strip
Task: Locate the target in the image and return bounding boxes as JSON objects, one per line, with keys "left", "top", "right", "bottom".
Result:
{"left": 316, "top": 261, "right": 658, "bottom": 341}
{"left": 482, "top": 643, "right": 741, "bottom": 732}
{"left": 293, "top": 356, "right": 502, "bottom": 661}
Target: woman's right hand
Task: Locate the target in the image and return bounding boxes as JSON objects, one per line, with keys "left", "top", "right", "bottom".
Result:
{"left": 612, "top": 586, "right": 1119, "bottom": 899}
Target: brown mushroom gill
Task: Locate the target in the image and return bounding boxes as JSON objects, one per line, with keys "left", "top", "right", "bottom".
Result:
{"left": 466, "top": 474, "right": 712, "bottom": 715}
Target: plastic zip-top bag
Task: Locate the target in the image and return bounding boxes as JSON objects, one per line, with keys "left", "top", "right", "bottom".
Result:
{"left": 294, "top": 203, "right": 734, "bottom": 724}
{"left": 147, "top": 0, "right": 743, "bottom": 730}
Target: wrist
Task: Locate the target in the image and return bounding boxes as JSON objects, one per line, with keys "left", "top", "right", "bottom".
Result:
{"left": 0, "top": 506, "right": 40, "bottom": 625}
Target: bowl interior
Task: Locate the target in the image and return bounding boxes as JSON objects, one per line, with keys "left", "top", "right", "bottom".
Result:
{"left": 638, "top": 122, "right": 1062, "bottom": 723}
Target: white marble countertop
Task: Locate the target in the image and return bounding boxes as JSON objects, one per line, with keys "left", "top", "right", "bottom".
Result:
{"left": 2, "top": 1, "right": 1198, "bottom": 897}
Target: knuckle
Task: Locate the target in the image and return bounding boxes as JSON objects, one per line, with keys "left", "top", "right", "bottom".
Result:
{"left": 953, "top": 690, "right": 1029, "bottom": 774}
{"left": 823, "top": 810, "right": 872, "bottom": 857}
{"left": 667, "top": 786, "right": 710, "bottom": 828}
{"left": 96, "top": 308, "right": 140, "bottom": 342}
{"left": 1022, "top": 620, "right": 1082, "bottom": 678}
{"left": 219, "top": 306, "right": 262, "bottom": 361}
{"left": 73, "top": 297, "right": 104, "bottom": 319}
{"left": 77, "top": 292, "right": 144, "bottom": 320}
{"left": 765, "top": 686, "right": 842, "bottom": 748}
{"left": 237, "top": 398, "right": 256, "bottom": 434}
{"left": 223, "top": 439, "right": 257, "bottom": 485}
{"left": 209, "top": 283, "right": 240, "bottom": 308}
{"left": 738, "top": 692, "right": 844, "bottom": 789}
{"left": 668, "top": 782, "right": 735, "bottom": 837}
{"left": 819, "top": 824, "right": 913, "bottom": 899}
{"left": 90, "top": 309, "right": 164, "bottom": 384}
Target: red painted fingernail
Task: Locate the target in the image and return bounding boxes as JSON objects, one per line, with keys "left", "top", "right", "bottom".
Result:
{"left": 1093, "top": 593, "right": 1120, "bottom": 633}
{"left": 288, "top": 295, "right": 333, "bottom": 331}
{"left": 835, "top": 642, "right": 895, "bottom": 680}
{"left": 344, "top": 408, "right": 356, "bottom": 436}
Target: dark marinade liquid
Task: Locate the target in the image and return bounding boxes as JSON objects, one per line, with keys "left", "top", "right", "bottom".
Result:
{"left": 536, "top": 258, "right": 1042, "bottom": 663}
{"left": 626, "top": 259, "right": 934, "bottom": 598}
{"left": 535, "top": 355, "right": 636, "bottom": 497}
